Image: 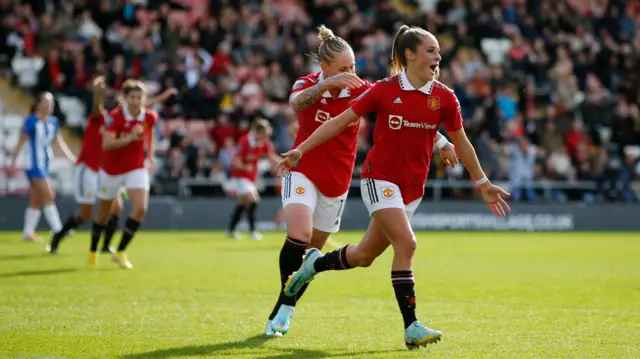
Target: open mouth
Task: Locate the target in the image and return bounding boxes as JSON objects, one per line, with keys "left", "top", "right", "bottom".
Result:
{"left": 429, "top": 64, "right": 439, "bottom": 72}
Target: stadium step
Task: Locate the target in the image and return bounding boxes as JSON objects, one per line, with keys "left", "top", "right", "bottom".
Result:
{"left": 0, "top": 76, "right": 32, "bottom": 116}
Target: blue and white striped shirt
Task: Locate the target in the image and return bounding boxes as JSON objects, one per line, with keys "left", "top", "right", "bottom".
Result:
{"left": 22, "top": 114, "right": 59, "bottom": 173}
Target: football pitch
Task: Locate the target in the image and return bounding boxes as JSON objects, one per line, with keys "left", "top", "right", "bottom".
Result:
{"left": 1, "top": 231, "right": 639, "bottom": 359}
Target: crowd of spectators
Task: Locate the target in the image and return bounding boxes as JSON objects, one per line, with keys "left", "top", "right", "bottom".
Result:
{"left": 1, "top": 0, "right": 639, "bottom": 201}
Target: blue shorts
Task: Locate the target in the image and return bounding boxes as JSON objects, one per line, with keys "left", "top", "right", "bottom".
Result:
{"left": 25, "top": 168, "right": 50, "bottom": 183}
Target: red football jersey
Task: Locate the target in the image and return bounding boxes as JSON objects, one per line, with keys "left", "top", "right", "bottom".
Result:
{"left": 290, "top": 72, "right": 372, "bottom": 197}
{"left": 230, "top": 134, "right": 274, "bottom": 182}
{"left": 351, "top": 71, "right": 463, "bottom": 204}
{"left": 76, "top": 110, "right": 108, "bottom": 171}
{"left": 102, "top": 106, "right": 158, "bottom": 175}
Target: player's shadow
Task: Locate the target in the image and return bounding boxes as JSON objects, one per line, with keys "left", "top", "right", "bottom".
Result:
{"left": 0, "top": 253, "right": 49, "bottom": 260}
{"left": 121, "top": 334, "right": 329, "bottom": 359}
{"left": 123, "top": 334, "right": 406, "bottom": 359}
{"left": 0, "top": 268, "right": 78, "bottom": 278}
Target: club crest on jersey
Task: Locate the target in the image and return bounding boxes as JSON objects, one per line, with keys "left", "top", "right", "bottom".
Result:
{"left": 427, "top": 96, "right": 440, "bottom": 111}
{"left": 295, "top": 186, "right": 306, "bottom": 196}
{"left": 382, "top": 187, "right": 395, "bottom": 199}
{"left": 389, "top": 115, "right": 403, "bottom": 130}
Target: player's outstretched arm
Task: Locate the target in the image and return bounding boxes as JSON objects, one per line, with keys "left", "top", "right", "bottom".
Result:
{"left": 277, "top": 109, "right": 358, "bottom": 173}
{"left": 7, "top": 133, "right": 27, "bottom": 176}
{"left": 55, "top": 135, "right": 76, "bottom": 163}
{"left": 91, "top": 76, "right": 106, "bottom": 116}
{"left": 448, "top": 128, "right": 511, "bottom": 216}
{"left": 146, "top": 88, "right": 178, "bottom": 107}
{"left": 298, "top": 108, "right": 357, "bottom": 154}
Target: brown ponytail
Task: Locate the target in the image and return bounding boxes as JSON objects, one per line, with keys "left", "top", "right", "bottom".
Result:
{"left": 390, "top": 25, "right": 430, "bottom": 76}
{"left": 390, "top": 25, "right": 410, "bottom": 76}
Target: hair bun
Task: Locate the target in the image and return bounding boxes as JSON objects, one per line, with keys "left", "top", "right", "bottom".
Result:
{"left": 318, "top": 25, "right": 335, "bottom": 41}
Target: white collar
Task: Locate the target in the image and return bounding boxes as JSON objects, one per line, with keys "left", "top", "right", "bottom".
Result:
{"left": 123, "top": 106, "right": 146, "bottom": 122}
{"left": 399, "top": 70, "right": 434, "bottom": 95}
{"left": 248, "top": 134, "right": 263, "bottom": 148}
{"left": 319, "top": 72, "right": 351, "bottom": 98}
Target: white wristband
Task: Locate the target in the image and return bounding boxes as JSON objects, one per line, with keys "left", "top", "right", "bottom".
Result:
{"left": 435, "top": 136, "right": 449, "bottom": 150}
{"left": 475, "top": 177, "right": 489, "bottom": 186}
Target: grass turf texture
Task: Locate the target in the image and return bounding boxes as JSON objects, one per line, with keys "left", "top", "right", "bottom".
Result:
{"left": 1, "top": 231, "right": 639, "bottom": 359}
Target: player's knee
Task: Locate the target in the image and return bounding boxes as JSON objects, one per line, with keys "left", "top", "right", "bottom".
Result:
{"left": 111, "top": 198, "right": 123, "bottom": 214}
{"left": 78, "top": 206, "right": 93, "bottom": 221}
{"left": 41, "top": 189, "right": 55, "bottom": 205}
{"left": 130, "top": 205, "right": 147, "bottom": 221}
{"left": 396, "top": 235, "right": 417, "bottom": 258}
{"left": 94, "top": 201, "right": 112, "bottom": 223}
{"left": 287, "top": 227, "right": 312, "bottom": 243}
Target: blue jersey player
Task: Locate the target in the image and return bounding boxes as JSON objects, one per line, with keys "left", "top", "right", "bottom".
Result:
{"left": 8, "top": 92, "right": 76, "bottom": 243}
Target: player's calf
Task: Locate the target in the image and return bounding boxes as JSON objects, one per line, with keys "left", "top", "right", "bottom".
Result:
{"left": 226, "top": 204, "right": 246, "bottom": 238}
{"left": 48, "top": 206, "right": 92, "bottom": 253}
{"left": 113, "top": 217, "right": 140, "bottom": 269}
{"left": 89, "top": 221, "right": 105, "bottom": 268}
{"left": 267, "top": 237, "right": 308, "bottom": 327}
{"left": 101, "top": 214, "right": 119, "bottom": 253}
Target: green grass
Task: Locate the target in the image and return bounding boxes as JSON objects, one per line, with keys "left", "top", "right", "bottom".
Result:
{"left": 1, "top": 231, "right": 640, "bottom": 359}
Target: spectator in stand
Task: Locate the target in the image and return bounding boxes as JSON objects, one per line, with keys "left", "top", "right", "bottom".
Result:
{"left": 1, "top": 0, "right": 638, "bottom": 202}
{"left": 509, "top": 137, "right": 537, "bottom": 201}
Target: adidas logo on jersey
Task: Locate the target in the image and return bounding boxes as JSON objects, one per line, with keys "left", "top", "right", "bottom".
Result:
{"left": 321, "top": 98, "right": 327, "bottom": 104}
{"left": 393, "top": 97, "right": 403, "bottom": 104}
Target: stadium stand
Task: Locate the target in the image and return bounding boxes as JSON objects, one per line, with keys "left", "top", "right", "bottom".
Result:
{"left": 0, "top": 0, "right": 639, "bottom": 202}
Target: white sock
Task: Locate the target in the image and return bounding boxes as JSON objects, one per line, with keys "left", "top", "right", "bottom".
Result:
{"left": 43, "top": 204, "right": 63, "bottom": 233}
{"left": 23, "top": 208, "right": 41, "bottom": 237}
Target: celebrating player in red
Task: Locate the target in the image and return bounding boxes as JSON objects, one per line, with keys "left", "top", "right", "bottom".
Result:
{"left": 226, "top": 118, "right": 280, "bottom": 240}
{"left": 89, "top": 79, "right": 158, "bottom": 269}
{"left": 47, "top": 76, "right": 123, "bottom": 254}
{"left": 277, "top": 25, "right": 510, "bottom": 348}
{"left": 265, "top": 25, "right": 459, "bottom": 337}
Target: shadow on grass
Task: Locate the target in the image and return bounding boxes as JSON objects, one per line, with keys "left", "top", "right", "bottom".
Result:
{"left": 0, "top": 268, "right": 78, "bottom": 278}
{"left": 121, "top": 334, "right": 404, "bottom": 359}
{"left": 0, "top": 253, "right": 51, "bottom": 261}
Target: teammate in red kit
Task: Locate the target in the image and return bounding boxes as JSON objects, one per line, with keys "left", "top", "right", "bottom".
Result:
{"left": 265, "top": 26, "right": 459, "bottom": 337}
{"left": 277, "top": 26, "right": 510, "bottom": 348}
{"left": 226, "top": 118, "right": 280, "bottom": 240}
{"left": 89, "top": 79, "right": 158, "bottom": 269}
{"left": 47, "top": 77, "right": 123, "bottom": 254}
{"left": 48, "top": 78, "right": 178, "bottom": 254}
